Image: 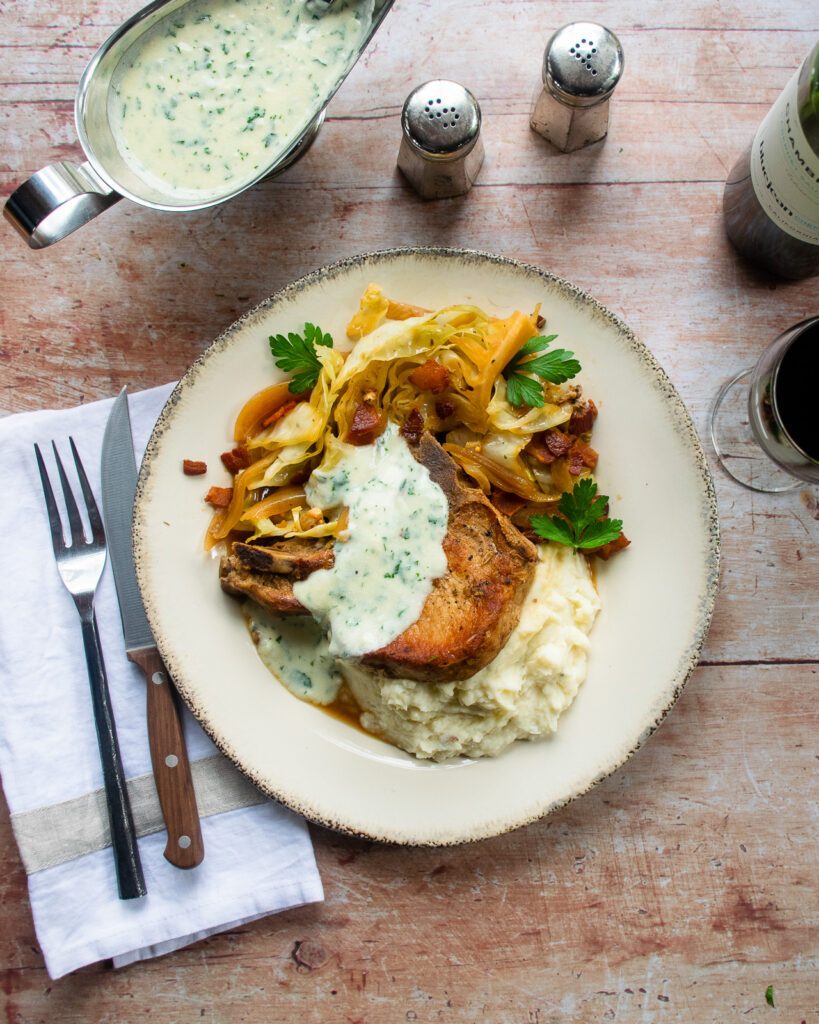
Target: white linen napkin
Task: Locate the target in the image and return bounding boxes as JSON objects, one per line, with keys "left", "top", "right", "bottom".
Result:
{"left": 0, "top": 384, "right": 323, "bottom": 980}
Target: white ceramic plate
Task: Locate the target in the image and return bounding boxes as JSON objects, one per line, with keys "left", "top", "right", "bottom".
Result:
{"left": 134, "top": 248, "right": 719, "bottom": 845}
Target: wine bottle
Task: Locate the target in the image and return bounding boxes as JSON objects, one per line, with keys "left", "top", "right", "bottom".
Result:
{"left": 723, "top": 43, "right": 819, "bottom": 280}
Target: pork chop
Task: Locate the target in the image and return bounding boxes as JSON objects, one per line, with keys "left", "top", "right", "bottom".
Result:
{"left": 220, "top": 550, "right": 310, "bottom": 614}
{"left": 232, "top": 538, "right": 334, "bottom": 578}
{"left": 219, "top": 433, "right": 538, "bottom": 681}
{"left": 361, "top": 433, "right": 537, "bottom": 681}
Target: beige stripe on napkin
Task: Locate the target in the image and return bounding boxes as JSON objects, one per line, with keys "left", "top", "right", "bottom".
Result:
{"left": 10, "top": 755, "right": 266, "bottom": 874}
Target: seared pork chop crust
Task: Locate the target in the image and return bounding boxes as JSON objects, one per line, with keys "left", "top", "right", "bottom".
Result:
{"left": 233, "top": 538, "right": 334, "bottom": 578}
{"left": 220, "top": 552, "right": 310, "bottom": 614}
{"left": 361, "top": 434, "right": 537, "bottom": 681}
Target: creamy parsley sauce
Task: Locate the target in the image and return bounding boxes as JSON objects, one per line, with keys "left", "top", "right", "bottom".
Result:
{"left": 109, "top": 0, "right": 369, "bottom": 200}
{"left": 247, "top": 602, "right": 342, "bottom": 703}
{"left": 293, "top": 422, "right": 449, "bottom": 658}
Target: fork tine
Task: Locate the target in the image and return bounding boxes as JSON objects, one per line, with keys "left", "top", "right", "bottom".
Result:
{"left": 51, "top": 441, "right": 87, "bottom": 548}
{"left": 69, "top": 437, "right": 105, "bottom": 544}
{"left": 34, "top": 443, "right": 66, "bottom": 555}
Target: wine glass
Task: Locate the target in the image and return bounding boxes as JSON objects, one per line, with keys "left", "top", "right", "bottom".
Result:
{"left": 710, "top": 316, "right": 819, "bottom": 492}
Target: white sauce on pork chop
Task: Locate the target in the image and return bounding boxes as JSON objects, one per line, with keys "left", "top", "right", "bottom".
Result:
{"left": 293, "top": 422, "right": 449, "bottom": 657}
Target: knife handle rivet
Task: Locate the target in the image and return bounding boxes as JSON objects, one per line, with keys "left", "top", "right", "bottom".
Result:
{"left": 165, "top": 754, "right": 179, "bottom": 768}
{"left": 152, "top": 672, "right": 165, "bottom": 685}
{"left": 178, "top": 835, "right": 192, "bottom": 849}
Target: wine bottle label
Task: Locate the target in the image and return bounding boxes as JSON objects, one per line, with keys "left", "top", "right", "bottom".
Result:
{"left": 750, "top": 69, "right": 819, "bottom": 246}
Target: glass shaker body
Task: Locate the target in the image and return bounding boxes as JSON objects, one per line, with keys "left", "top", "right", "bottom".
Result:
{"left": 530, "top": 23, "right": 623, "bottom": 153}
{"left": 397, "top": 80, "right": 484, "bottom": 200}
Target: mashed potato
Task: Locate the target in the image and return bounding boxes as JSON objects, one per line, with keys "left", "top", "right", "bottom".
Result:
{"left": 340, "top": 544, "right": 600, "bottom": 761}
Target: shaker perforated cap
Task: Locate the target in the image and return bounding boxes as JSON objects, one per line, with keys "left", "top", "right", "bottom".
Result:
{"left": 402, "top": 80, "right": 481, "bottom": 159}
{"left": 544, "top": 23, "right": 624, "bottom": 106}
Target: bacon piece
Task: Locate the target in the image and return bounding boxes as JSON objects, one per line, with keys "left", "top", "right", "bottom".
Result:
{"left": 205, "top": 486, "right": 233, "bottom": 508}
{"left": 408, "top": 358, "right": 451, "bottom": 394}
{"left": 526, "top": 437, "right": 553, "bottom": 465}
{"left": 526, "top": 428, "right": 573, "bottom": 466}
{"left": 490, "top": 489, "right": 527, "bottom": 516}
{"left": 220, "top": 446, "right": 250, "bottom": 475}
{"left": 435, "top": 398, "right": 456, "bottom": 420}
{"left": 400, "top": 408, "right": 425, "bottom": 445}
{"left": 261, "top": 400, "right": 298, "bottom": 429}
{"left": 347, "top": 403, "right": 385, "bottom": 446}
{"left": 588, "top": 532, "right": 631, "bottom": 560}
{"left": 182, "top": 459, "right": 207, "bottom": 476}
{"left": 568, "top": 399, "right": 598, "bottom": 436}
{"left": 567, "top": 439, "right": 599, "bottom": 475}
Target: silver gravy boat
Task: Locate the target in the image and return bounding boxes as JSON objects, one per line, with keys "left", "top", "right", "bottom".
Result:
{"left": 5, "top": 0, "right": 393, "bottom": 248}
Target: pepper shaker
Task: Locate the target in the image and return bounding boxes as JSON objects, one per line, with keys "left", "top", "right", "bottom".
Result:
{"left": 530, "top": 23, "right": 624, "bottom": 152}
{"left": 397, "top": 80, "right": 484, "bottom": 199}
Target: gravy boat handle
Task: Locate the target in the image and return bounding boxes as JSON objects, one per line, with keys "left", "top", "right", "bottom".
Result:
{"left": 4, "top": 161, "right": 121, "bottom": 249}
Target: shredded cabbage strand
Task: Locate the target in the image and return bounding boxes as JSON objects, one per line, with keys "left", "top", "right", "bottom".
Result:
{"left": 207, "top": 285, "right": 581, "bottom": 546}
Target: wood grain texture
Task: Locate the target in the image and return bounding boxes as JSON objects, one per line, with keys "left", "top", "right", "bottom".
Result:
{"left": 128, "top": 647, "right": 204, "bottom": 870}
{"left": 1, "top": 0, "right": 817, "bottom": 1019}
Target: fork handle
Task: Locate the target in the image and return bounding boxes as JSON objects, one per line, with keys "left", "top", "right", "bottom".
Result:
{"left": 129, "top": 647, "right": 204, "bottom": 869}
{"left": 81, "top": 610, "right": 147, "bottom": 900}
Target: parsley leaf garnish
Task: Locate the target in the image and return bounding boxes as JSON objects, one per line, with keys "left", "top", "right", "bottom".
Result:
{"left": 765, "top": 986, "right": 775, "bottom": 1008}
{"left": 269, "top": 322, "right": 333, "bottom": 393}
{"left": 503, "top": 334, "right": 581, "bottom": 408}
{"left": 530, "top": 478, "right": 623, "bottom": 551}
{"left": 505, "top": 372, "right": 546, "bottom": 409}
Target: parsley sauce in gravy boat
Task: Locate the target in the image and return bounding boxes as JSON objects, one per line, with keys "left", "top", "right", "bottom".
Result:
{"left": 4, "top": 0, "right": 392, "bottom": 248}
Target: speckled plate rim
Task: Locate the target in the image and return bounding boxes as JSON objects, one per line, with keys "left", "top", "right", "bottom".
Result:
{"left": 134, "top": 246, "right": 720, "bottom": 846}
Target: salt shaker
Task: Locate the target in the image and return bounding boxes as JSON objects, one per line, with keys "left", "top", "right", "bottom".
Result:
{"left": 397, "top": 80, "right": 484, "bottom": 199}
{"left": 530, "top": 23, "right": 624, "bottom": 152}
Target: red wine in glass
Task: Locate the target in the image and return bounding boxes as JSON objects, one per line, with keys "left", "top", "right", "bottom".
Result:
{"left": 711, "top": 316, "right": 819, "bottom": 492}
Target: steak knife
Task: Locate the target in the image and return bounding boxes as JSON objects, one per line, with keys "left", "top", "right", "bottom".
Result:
{"left": 101, "top": 387, "right": 204, "bottom": 869}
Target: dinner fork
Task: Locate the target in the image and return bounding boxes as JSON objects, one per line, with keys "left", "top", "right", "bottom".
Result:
{"left": 34, "top": 439, "right": 146, "bottom": 900}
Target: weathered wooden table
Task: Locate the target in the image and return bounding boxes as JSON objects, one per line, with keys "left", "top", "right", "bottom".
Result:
{"left": 2, "top": 0, "right": 817, "bottom": 1020}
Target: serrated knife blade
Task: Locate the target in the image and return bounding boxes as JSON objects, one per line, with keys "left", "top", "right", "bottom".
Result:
{"left": 101, "top": 387, "right": 204, "bottom": 869}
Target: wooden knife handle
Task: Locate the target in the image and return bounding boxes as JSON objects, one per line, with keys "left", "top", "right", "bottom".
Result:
{"left": 128, "top": 647, "right": 204, "bottom": 869}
